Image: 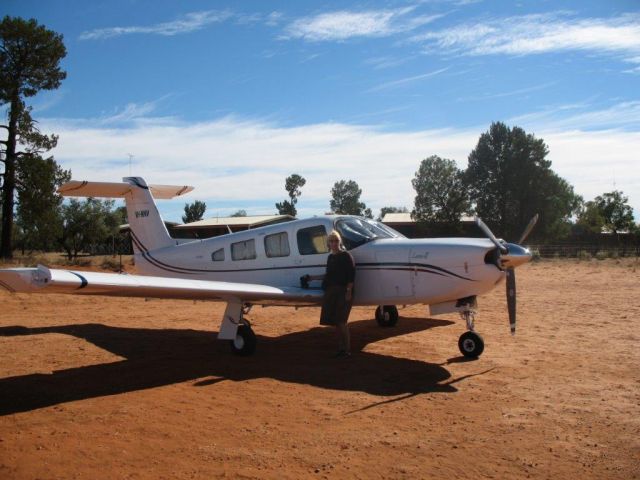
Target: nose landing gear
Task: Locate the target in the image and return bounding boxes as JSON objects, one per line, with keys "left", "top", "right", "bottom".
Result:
{"left": 458, "top": 304, "right": 484, "bottom": 358}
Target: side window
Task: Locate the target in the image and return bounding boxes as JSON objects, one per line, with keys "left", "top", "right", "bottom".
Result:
{"left": 264, "top": 232, "right": 290, "bottom": 258}
{"left": 211, "top": 248, "right": 225, "bottom": 261}
{"left": 231, "top": 239, "right": 256, "bottom": 261}
{"left": 297, "top": 225, "right": 329, "bottom": 255}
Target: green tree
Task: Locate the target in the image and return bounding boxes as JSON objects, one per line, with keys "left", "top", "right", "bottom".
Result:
{"left": 60, "top": 198, "right": 121, "bottom": 259}
{"left": 593, "top": 190, "right": 635, "bottom": 235}
{"left": 330, "top": 179, "right": 372, "bottom": 218}
{"left": 182, "top": 200, "right": 206, "bottom": 223}
{"left": 412, "top": 155, "right": 470, "bottom": 229}
{"left": 0, "top": 16, "right": 67, "bottom": 259}
{"left": 276, "top": 173, "right": 306, "bottom": 217}
{"left": 378, "top": 206, "right": 408, "bottom": 221}
{"left": 231, "top": 209, "right": 247, "bottom": 217}
{"left": 15, "top": 154, "right": 71, "bottom": 253}
{"left": 466, "top": 122, "right": 580, "bottom": 240}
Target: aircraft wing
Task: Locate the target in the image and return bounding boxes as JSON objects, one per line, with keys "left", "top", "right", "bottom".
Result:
{"left": 0, "top": 266, "right": 323, "bottom": 306}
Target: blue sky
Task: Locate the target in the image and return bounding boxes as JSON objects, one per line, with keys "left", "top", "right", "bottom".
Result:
{"left": 5, "top": 0, "right": 640, "bottom": 222}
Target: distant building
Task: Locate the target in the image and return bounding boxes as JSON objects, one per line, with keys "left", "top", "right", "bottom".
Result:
{"left": 381, "top": 212, "right": 476, "bottom": 238}
{"left": 119, "top": 221, "right": 179, "bottom": 235}
{"left": 172, "top": 214, "right": 295, "bottom": 239}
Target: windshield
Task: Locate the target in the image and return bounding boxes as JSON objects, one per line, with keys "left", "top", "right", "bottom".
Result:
{"left": 335, "top": 217, "right": 404, "bottom": 250}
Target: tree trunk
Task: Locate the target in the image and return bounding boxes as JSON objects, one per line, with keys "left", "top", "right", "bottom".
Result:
{"left": 0, "top": 96, "right": 20, "bottom": 260}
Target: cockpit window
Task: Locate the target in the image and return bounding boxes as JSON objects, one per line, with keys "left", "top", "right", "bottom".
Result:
{"left": 335, "top": 217, "right": 404, "bottom": 250}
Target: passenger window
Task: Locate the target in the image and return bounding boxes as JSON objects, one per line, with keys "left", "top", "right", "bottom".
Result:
{"left": 231, "top": 239, "right": 256, "bottom": 260}
{"left": 297, "top": 225, "right": 329, "bottom": 255}
{"left": 265, "top": 232, "right": 290, "bottom": 258}
{"left": 211, "top": 248, "right": 225, "bottom": 261}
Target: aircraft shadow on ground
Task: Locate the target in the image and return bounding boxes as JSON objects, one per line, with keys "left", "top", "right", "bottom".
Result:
{"left": 0, "top": 316, "right": 458, "bottom": 415}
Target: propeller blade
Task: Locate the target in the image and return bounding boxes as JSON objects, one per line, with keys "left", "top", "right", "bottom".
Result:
{"left": 475, "top": 216, "right": 507, "bottom": 253}
{"left": 518, "top": 214, "right": 539, "bottom": 245}
{"left": 506, "top": 267, "right": 516, "bottom": 335}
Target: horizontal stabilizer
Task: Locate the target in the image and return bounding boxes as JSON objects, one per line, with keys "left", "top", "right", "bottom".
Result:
{"left": 0, "top": 266, "right": 323, "bottom": 305}
{"left": 58, "top": 180, "right": 193, "bottom": 199}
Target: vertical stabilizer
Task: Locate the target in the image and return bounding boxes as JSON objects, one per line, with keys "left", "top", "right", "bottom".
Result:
{"left": 122, "top": 177, "right": 174, "bottom": 253}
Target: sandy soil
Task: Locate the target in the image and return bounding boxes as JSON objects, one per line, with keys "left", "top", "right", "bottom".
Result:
{"left": 0, "top": 259, "right": 639, "bottom": 479}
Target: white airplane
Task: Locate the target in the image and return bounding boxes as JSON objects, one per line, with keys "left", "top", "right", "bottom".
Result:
{"left": 0, "top": 177, "right": 536, "bottom": 359}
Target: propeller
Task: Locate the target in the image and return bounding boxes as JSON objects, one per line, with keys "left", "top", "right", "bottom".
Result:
{"left": 474, "top": 216, "right": 507, "bottom": 253}
{"left": 475, "top": 215, "right": 538, "bottom": 335}
{"left": 518, "top": 213, "right": 539, "bottom": 244}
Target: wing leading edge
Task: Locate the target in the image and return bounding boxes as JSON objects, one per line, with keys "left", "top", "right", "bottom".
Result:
{"left": 0, "top": 266, "right": 323, "bottom": 306}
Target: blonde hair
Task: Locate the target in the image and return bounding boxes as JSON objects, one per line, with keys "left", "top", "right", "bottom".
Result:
{"left": 327, "top": 230, "right": 345, "bottom": 251}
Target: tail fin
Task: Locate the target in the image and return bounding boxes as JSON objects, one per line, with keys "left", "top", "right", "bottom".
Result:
{"left": 58, "top": 177, "right": 193, "bottom": 252}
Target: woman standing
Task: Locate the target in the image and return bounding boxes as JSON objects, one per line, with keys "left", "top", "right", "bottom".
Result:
{"left": 305, "top": 230, "right": 355, "bottom": 357}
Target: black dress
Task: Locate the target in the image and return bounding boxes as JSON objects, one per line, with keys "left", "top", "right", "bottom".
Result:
{"left": 319, "top": 251, "right": 355, "bottom": 325}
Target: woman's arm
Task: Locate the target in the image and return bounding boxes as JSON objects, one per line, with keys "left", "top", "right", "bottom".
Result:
{"left": 345, "top": 281, "right": 354, "bottom": 302}
{"left": 344, "top": 252, "right": 355, "bottom": 301}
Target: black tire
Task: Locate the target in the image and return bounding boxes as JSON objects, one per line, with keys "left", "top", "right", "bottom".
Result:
{"left": 230, "top": 325, "right": 257, "bottom": 356}
{"left": 458, "top": 331, "right": 484, "bottom": 358}
{"left": 375, "top": 305, "right": 399, "bottom": 327}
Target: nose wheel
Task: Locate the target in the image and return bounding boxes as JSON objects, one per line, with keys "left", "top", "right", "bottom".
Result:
{"left": 458, "top": 331, "right": 484, "bottom": 358}
{"left": 458, "top": 304, "right": 484, "bottom": 358}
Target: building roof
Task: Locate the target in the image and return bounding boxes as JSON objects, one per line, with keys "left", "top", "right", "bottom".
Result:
{"left": 381, "top": 212, "right": 414, "bottom": 224}
{"left": 174, "top": 214, "right": 295, "bottom": 230}
{"left": 381, "top": 212, "right": 475, "bottom": 224}
{"left": 119, "top": 221, "right": 178, "bottom": 232}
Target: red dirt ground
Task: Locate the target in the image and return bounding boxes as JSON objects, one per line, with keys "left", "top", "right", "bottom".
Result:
{"left": 0, "top": 259, "right": 639, "bottom": 479}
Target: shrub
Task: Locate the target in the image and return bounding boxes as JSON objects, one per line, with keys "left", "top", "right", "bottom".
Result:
{"left": 577, "top": 250, "right": 592, "bottom": 260}
{"left": 68, "top": 257, "right": 92, "bottom": 267}
{"left": 595, "top": 250, "right": 608, "bottom": 260}
{"left": 100, "top": 257, "right": 121, "bottom": 271}
{"left": 21, "top": 254, "right": 48, "bottom": 267}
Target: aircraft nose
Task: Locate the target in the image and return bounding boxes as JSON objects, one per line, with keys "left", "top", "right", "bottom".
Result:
{"left": 500, "top": 243, "right": 532, "bottom": 269}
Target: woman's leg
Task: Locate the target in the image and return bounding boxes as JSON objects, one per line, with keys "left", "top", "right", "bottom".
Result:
{"left": 336, "top": 322, "right": 350, "bottom": 353}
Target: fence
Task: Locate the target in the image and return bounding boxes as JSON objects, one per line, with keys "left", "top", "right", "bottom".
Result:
{"left": 528, "top": 243, "right": 640, "bottom": 258}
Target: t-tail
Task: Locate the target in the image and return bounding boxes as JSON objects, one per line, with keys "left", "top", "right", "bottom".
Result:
{"left": 58, "top": 177, "right": 193, "bottom": 269}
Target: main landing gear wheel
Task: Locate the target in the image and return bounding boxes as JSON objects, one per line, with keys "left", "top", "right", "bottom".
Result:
{"left": 375, "top": 305, "right": 399, "bottom": 327}
{"left": 458, "top": 331, "right": 484, "bottom": 358}
{"left": 230, "top": 324, "right": 257, "bottom": 356}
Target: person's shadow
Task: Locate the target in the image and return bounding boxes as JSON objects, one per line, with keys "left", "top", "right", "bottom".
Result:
{"left": 0, "top": 316, "right": 477, "bottom": 415}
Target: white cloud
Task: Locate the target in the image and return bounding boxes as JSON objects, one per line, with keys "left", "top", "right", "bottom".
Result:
{"left": 413, "top": 13, "right": 640, "bottom": 68}
{"left": 457, "top": 81, "right": 556, "bottom": 102}
{"left": 30, "top": 90, "right": 68, "bottom": 114}
{"left": 98, "top": 101, "right": 160, "bottom": 124}
{"left": 543, "top": 129, "right": 640, "bottom": 206}
{"left": 265, "top": 11, "right": 284, "bottom": 27}
{"left": 79, "top": 10, "right": 233, "bottom": 40}
{"left": 509, "top": 100, "right": 640, "bottom": 131}
{"left": 367, "top": 68, "right": 449, "bottom": 92}
{"left": 284, "top": 8, "right": 442, "bottom": 42}
{"left": 41, "top": 112, "right": 640, "bottom": 221}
